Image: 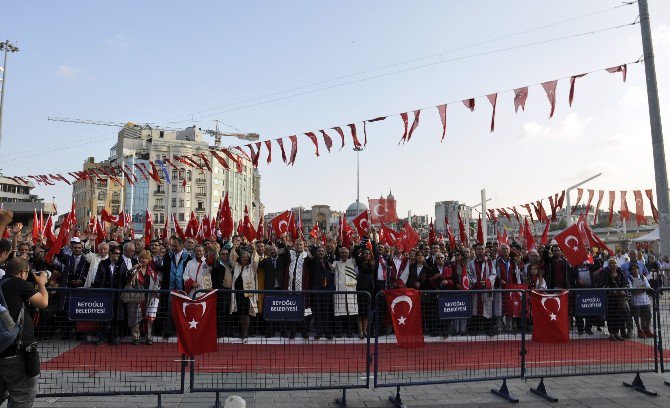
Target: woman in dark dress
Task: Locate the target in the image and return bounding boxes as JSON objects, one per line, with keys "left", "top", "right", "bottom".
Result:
{"left": 603, "top": 258, "right": 629, "bottom": 341}
{"left": 353, "top": 245, "right": 375, "bottom": 338}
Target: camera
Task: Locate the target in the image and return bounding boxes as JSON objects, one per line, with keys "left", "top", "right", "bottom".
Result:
{"left": 27, "top": 269, "right": 52, "bottom": 283}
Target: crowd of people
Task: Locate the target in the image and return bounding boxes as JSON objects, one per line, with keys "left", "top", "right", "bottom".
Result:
{"left": 1, "top": 209, "right": 670, "bottom": 345}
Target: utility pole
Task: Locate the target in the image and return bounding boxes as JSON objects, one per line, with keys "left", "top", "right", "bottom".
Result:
{"left": 638, "top": 0, "right": 670, "bottom": 257}
{"left": 0, "top": 40, "right": 19, "bottom": 152}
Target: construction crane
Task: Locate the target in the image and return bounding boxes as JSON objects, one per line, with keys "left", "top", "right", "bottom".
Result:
{"left": 47, "top": 116, "right": 260, "bottom": 146}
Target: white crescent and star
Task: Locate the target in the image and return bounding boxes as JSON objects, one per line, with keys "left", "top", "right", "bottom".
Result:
{"left": 541, "top": 296, "right": 561, "bottom": 321}
{"left": 564, "top": 235, "right": 579, "bottom": 252}
{"left": 278, "top": 220, "right": 288, "bottom": 233}
{"left": 373, "top": 204, "right": 386, "bottom": 217}
{"left": 391, "top": 295, "right": 413, "bottom": 325}
{"left": 183, "top": 301, "right": 207, "bottom": 329}
{"left": 359, "top": 218, "right": 369, "bottom": 231}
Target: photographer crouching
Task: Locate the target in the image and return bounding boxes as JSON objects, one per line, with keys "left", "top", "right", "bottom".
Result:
{"left": 0, "top": 257, "right": 49, "bottom": 407}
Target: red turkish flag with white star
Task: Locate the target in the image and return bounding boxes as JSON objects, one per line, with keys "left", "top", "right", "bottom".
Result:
{"left": 368, "top": 198, "right": 387, "bottom": 224}
{"left": 383, "top": 288, "right": 424, "bottom": 348}
{"left": 554, "top": 224, "right": 589, "bottom": 267}
{"left": 530, "top": 290, "right": 569, "bottom": 343}
{"left": 171, "top": 290, "right": 218, "bottom": 356}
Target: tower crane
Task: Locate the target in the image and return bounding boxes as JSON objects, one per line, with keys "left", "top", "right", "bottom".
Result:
{"left": 47, "top": 116, "right": 260, "bottom": 146}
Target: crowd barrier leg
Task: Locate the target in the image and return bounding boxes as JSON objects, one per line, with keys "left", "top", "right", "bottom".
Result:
{"left": 157, "top": 393, "right": 162, "bottom": 408}
{"left": 388, "top": 385, "right": 406, "bottom": 408}
{"left": 490, "top": 379, "right": 519, "bottom": 403}
{"left": 622, "top": 373, "right": 658, "bottom": 396}
{"left": 334, "top": 388, "right": 347, "bottom": 407}
{"left": 529, "top": 378, "right": 557, "bottom": 403}
{"left": 214, "top": 391, "right": 221, "bottom": 408}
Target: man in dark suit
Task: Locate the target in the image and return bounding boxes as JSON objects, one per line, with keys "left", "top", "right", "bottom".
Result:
{"left": 92, "top": 248, "right": 125, "bottom": 345}
{"left": 307, "top": 247, "right": 335, "bottom": 340}
{"left": 259, "top": 244, "right": 289, "bottom": 337}
{"left": 56, "top": 238, "right": 91, "bottom": 340}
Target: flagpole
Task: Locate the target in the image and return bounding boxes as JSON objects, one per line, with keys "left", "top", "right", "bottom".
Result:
{"left": 564, "top": 173, "right": 602, "bottom": 226}
{"left": 481, "top": 189, "right": 487, "bottom": 244}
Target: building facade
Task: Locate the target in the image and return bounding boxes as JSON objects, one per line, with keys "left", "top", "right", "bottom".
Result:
{"left": 73, "top": 124, "right": 259, "bottom": 235}
{"left": 0, "top": 175, "right": 57, "bottom": 226}
{"left": 72, "top": 158, "right": 125, "bottom": 230}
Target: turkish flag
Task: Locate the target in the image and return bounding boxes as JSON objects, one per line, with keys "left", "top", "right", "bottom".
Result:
{"left": 428, "top": 221, "right": 436, "bottom": 245}
{"left": 351, "top": 210, "right": 370, "bottom": 238}
{"left": 171, "top": 290, "right": 218, "bottom": 356}
{"left": 144, "top": 210, "right": 153, "bottom": 248}
{"left": 385, "top": 198, "right": 399, "bottom": 223}
{"left": 530, "top": 290, "right": 569, "bottom": 343}
{"left": 476, "top": 216, "right": 484, "bottom": 244}
{"left": 32, "top": 210, "right": 40, "bottom": 245}
{"left": 100, "top": 208, "right": 124, "bottom": 227}
{"left": 368, "top": 198, "right": 387, "bottom": 224}
{"left": 400, "top": 222, "right": 419, "bottom": 252}
{"left": 380, "top": 223, "right": 401, "bottom": 247}
{"left": 555, "top": 224, "right": 589, "bottom": 267}
{"left": 173, "top": 213, "right": 186, "bottom": 240}
{"left": 241, "top": 205, "right": 256, "bottom": 242}
{"left": 383, "top": 288, "right": 424, "bottom": 348}
{"left": 220, "top": 192, "right": 234, "bottom": 239}
{"left": 503, "top": 283, "right": 526, "bottom": 318}
{"left": 310, "top": 223, "right": 320, "bottom": 238}
{"left": 270, "top": 210, "right": 292, "bottom": 236}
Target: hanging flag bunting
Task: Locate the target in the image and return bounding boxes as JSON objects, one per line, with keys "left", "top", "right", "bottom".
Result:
{"left": 407, "top": 110, "right": 421, "bottom": 142}
{"left": 347, "top": 123, "right": 362, "bottom": 148}
{"left": 571, "top": 188, "right": 584, "bottom": 214}
{"left": 305, "top": 132, "right": 320, "bottom": 157}
{"left": 607, "top": 191, "right": 616, "bottom": 226}
{"left": 487, "top": 93, "right": 497, "bottom": 132}
{"left": 523, "top": 203, "right": 534, "bottom": 223}
{"left": 540, "top": 219, "right": 551, "bottom": 245}
{"left": 462, "top": 98, "right": 475, "bottom": 112}
{"left": 606, "top": 64, "right": 627, "bottom": 82}
{"left": 288, "top": 135, "right": 298, "bottom": 165}
{"left": 156, "top": 160, "right": 171, "bottom": 183}
{"left": 332, "top": 126, "right": 346, "bottom": 149}
{"left": 541, "top": 80, "right": 558, "bottom": 118}
{"left": 645, "top": 189, "right": 658, "bottom": 222}
{"left": 593, "top": 190, "right": 605, "bottom": 226}
{"left": 210, "top": 150, "right": 230, "bottom": 170}
{"left": 568, "top": 73, "right": 587, "bottom": 106}
{"left": 276, "top": 138, "right": 287, "bottom": 163}
{"left": 620, "top": 190, "right": 630, "bottom": 221}
{"left": 633, "top": 190, "right": 646, "bottom": 225}
{"left": 264, "top": 140, "right": 272, "bottom": 163}
{"left": 513, "top": 87, "right": 528, "bottom": 113}
{"left": 320, "top": 130, "right": 332, "bottom": 153}
{"left": 399, "top": 112, "right": 409, "bottom": 144}
{"left": 247, "top": 143, "right": 260, "bottom": 167}
{"left": 437, "top": 104, "right": 447, "bottom": 142}
{"left": 362, "top": 121, "right": 368, "bottom": 146}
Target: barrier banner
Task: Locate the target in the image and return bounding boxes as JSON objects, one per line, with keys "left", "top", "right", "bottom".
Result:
{"left": 574, "top": 290, "right": 607, "bottom": 316}
{"left": 438, "top": 292, "right": 472, "bottom": 319}
{"left": 263, "top": 293, "right": 305, "bottom": 321}
{"left": 67, "top": 289, "right": 114, "bottom": 321}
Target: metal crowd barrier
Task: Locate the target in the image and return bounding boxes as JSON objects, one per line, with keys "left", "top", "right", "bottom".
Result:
{"left": 657, "top": 287, "right": 670, "bottom": 387}
{"left": 373, "top": 289, "right": 525, "bottom": 406}
{"left": 35, "top": 287, "right": 185, "bottom": 407}
{"left": 524, "top": 287, "right": 658, "bottom": 401}
{"left": 189, "top": 289, "right": 372, "bottom": 407}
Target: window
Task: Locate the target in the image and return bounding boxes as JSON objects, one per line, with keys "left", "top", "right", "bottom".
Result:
{"left": 97, "top": 179, "right": 108, "bottom": 188}
{"left": 159, "top": 213, "right": 165, "bottom": 223}
{"left": 186, "top": 200, "right": 191, "bottom": 207}
{"left": 197, "top": 186, "right": 206, "bottom": 195}
{"left": 171, "top": 198, "right": 177, "bottom": 207}
{"left": 156, "top": 198, "right": 164, "bottom": 207}
{"left": 97, "top": 205, "right": 104, "bottom": 214}
{"left": 213, "top": 179, "right": 219, "bottom": 185}
{"left": 112, "top": 192, "right": 120, "bottom": 201}
{"left": 172, "top": 184, "right": 177, "bottom": 193}
{"left": 213, "top": 190, "right": 218, "bottom": 196}
{"left": 179, "top": 169, "right": 184, "bottom": 180}
{"left": 172, "top": 169, "right": 178, "bottom": 179}
{"left": 197, "top": 201, "right": 204, "bottom": 209}
{"left": 186, "top": 185, "right": 191, "bottom": 193}
{"left": 154, "top": 213, "right": 159, "bottom": 223}
{"left": 187, "top": 170, "right": 192, "bottom": 181}
{"left": 179, "top": 184, "right": 186, "bottom": 193}
{"left": 179, "top": 199, "right": 184, "bottom": 208}
{"left": 178, "top": 213, "right": 185, "bottom": 221}
{"left": 156, "top": 184, "right": 165, "bottom": 193}
{"left": 97, "top": 191, "right": 106, "bottom": 200}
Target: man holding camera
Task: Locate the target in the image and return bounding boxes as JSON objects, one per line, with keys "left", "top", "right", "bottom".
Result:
{"left": 0, "top": 257, "right": 49, "bottom": 407}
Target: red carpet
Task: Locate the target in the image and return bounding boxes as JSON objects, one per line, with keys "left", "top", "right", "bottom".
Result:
{"left": 42, "top": 339, "right": 657, "bottom": 374}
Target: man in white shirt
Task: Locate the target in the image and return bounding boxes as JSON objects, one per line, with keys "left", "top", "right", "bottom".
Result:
{"left": 83, "top": 242, "right": 109, "bottom": 288}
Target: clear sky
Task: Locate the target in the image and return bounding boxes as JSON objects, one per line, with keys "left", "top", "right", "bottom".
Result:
{"left": 2, "top": 1, "right": 670, "bottom": 218}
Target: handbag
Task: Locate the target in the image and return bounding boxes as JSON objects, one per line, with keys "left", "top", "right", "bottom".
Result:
{"left": 22, "top": 343, "right": 40, "bottom": 377}
{"left": 121, "top": 274, "right": 144, "bottom": 304}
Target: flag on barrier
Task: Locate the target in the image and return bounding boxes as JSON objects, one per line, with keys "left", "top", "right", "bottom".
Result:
{"left": 383, "top": 288, "right": 424, "bottom": 348}
{"left": 171, "top": 290, "right": 218, "bottom": 356}
{"left": 530, "top": 290, "right": 569, "bottom": 343}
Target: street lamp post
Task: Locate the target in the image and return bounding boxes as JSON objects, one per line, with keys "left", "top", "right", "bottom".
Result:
{"left": 0, "top": 40, "right": 20, "bottom": 152}
{"left": 353, "top": 146, "right": 364, "bottom": 211}
{"left": 564, "top": 173, "right": 602, "bottom": 226}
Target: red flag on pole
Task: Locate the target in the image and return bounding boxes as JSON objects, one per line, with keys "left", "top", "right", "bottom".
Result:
{"left": 400, "top": 222, "right": 419, "bottom": 252}
{"left": 144, "top": 210, "right": 153, "bottom": 249}
{"left": 428, "top": 219, "right": 436, "bottom": 245}
{"left": 173, "top": 213, "right": 186, "bottom": 240}
{"left": 457, "top": 213, "right": 468, "bottom": 245}
{"left": 171, "top": 290, "right": 218, "bottom": 356}
{"left": 530, "top": 291, "right": 569, "bottom": 343}
{"left": 368, "top": 197, "right": 387, "bottom": 224}
{"left": 351, "top": 210, "right": 370, "bottom": 238}
{"left": 32, "top": 210, "right": 40, "bottom": 245}
{"left": 383, "top": 288, "right": 424, "bottom": 348}
{"left": 571, "top": 188, "right": 584, "bottom": 214}
{"left": 540, "top": 219, "right": 551, "bottom": 245}
{"left": 524, "top": 217, "right": 535, "bottom": 251}
{"left": 270, "top": 211, "right": 292, "bottom": 236}
{"left": 476, "top": 216, "right": 484, "bottom": 244}
{"left": 555, "top": 224, "right": 589, "bottom": 267}
{"left": 161, "top": 213, "right": 169, "bottom": 240}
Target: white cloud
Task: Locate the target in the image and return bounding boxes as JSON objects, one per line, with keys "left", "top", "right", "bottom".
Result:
{"left": 57, "top": 65, "right": 77, "bottom": 78}
{"left": 106, "top": 34, "right": 133, "bottom": 50}
{"left": 620, "top": 86, "right": 646, "bottom": 108}
{"left": 522, "top": 113, "right": 592, "bottom": 141}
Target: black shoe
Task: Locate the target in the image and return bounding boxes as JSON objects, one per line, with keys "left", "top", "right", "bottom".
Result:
{"left": 326, "top": 334, "right": 334, "bottom": 340}
{"left": 94, "top": 339, "right": 104, "bottom": 346}
{"left": 585, "top": 328, "right": 593, "bottom": 335}
{"left": 288, "top": 333, "right": 296, "bottom": 339}
{"left": 314, "top": 334, "right": 321, "bottom": 340}
{"left": 302, "top": 333, "right": 309, "bottom": 340}
{"left": 577, "top": 329, "right": 584, "bottom": 335}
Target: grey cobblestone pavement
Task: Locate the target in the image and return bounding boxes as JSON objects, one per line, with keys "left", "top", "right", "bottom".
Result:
{"left": 4, "top": 372, "right": 667, "bottom": 407}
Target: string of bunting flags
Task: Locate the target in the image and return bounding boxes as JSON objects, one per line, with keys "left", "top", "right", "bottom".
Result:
{"left": 7, "top": 60, "right": 638, "bottom": 186}
{"left": 485, "top": 188, "right": 659, "bottom": 227}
